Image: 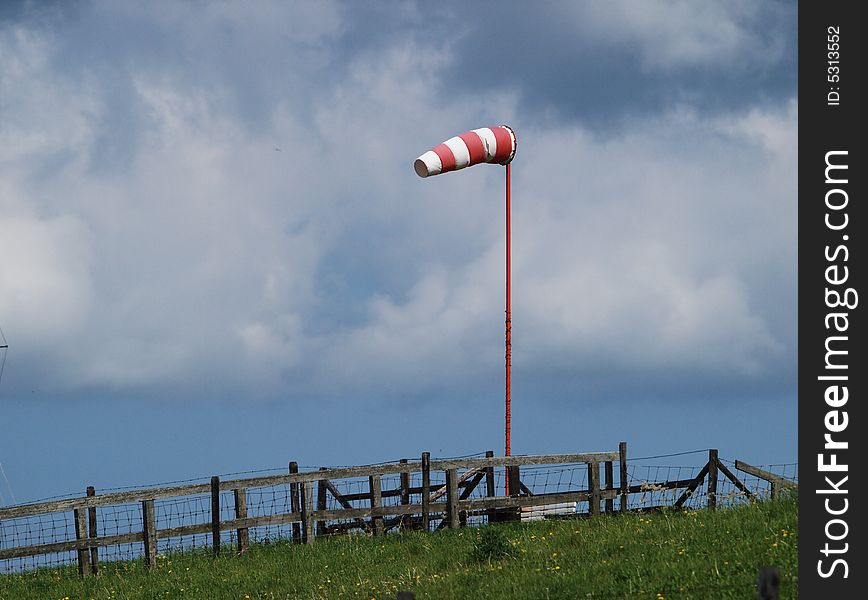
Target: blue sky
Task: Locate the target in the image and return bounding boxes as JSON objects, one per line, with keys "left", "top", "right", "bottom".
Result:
{"left": 0, "top": 0, "right": 797, "bottom": 504}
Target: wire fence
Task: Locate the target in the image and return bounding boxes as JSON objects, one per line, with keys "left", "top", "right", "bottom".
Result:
{"left": 0, "top": 449, "right": 798, "bottom": 574}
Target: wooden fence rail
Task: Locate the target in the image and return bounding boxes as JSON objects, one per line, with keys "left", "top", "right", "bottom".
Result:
{"left": 0, "top": 445, "right": 794, "bottom": 577}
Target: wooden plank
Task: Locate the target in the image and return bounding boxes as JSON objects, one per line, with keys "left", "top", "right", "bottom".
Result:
{"left": 587, "top": 462, "right": 601, "bottom": 516}
{"left": 0, "top": 531, "right": 143, "bottom": 561}
{"left": 619, "top": 441, "right": 628, "bottom": 513}
{"left": 715, "top": 460, "right": 756, "bottom": 501}
{"left": 86, "top": 486, "right": 99, "bottom": 575}
{"left": 210, "top": 476, "right": 221, "bottom": 558}
{"left": 301, "top": 481, "right": 314, "bottom": 544}
{"left": 628, "top": 478, "right": 703, "bottom": 494}
{"left": 445, "top": 469, "right": 459, "bottom": 529}
{"left": 429, "top": 468, "right": 483, "bottom": 502}
{"left": 734, "top": 460, "right": 797, "bottom": 490}
{"left": 289, "top": 461, "right": 301, "bottom": 544}
{"left": 142, "top": 499, "right": 157, "bottom": 570}
{"left": 431, "top": 452, "right": 619, "bottom": 472}
{"left": 707, "top": 450, "right": 718, "bottom": 511}
{"left": 369, "top": 474, "right": 384, "bottom": 536}
{"left": 74, "top": 507, "right": 90, "bottom": 577}
{"left": 421, "top": 452, "right": 430, "bottom": 531}
{"left": 234, "top": 488, "right": 249, "bottom": 556}
{"left": 316, "top": 468, "right": 328, "bottom": 538}
{"left": 673, "top": 464, "right": 710, "bottom": 509}
{"left": 459, "top": 491, "right": 592, "bottom": 512}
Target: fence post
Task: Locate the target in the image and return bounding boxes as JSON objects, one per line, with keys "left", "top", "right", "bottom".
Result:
{"left": 446, "top": 468, "right": 459, "bottom": 529}
{"left": 484, "top": 450, "right": 496, "bottom": 523}
{"left": 289, "top": 461, "right": 301, "bottom": 544}
{"left": 421, "top": 452, "right": 430, "bottom": 531}
{"left": 211, "top": 476, "right": 221, "bottom": 557}
{"left": 400, "top": 458, "right": 411, "bottom": 505}
{"left": 317, "top": 467, "right": 328, "bottom": 538}
{"left": 234, "top": 488, "right": 249, "bottom": 556}
{"left": 588, "top": 461, "right": 601, "bottom": 516}
{"left": 301, "top": 480, "right": 315, "bottom": 544}
{"left": 708, "top": 449, "right": 719, "bottom": 511}
{"left": 73, "top": 506, "right": 91, "bottom": 577}
{"left": 141, "top": 499, "right": 157, "bottom": 570}
{"left": 370, "top": 474, "right": 384, "bottom": 536}
{"left": 619, "top": 441, "right": 628, "bottom": 513}
{"left": 604, "top": 461, "right": 614, "bottom": 514}
{"left": 86, "top": 486, "right": 99, "bottom": 575}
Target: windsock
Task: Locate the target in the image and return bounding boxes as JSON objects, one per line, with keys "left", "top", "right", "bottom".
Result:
{"left": 414, "top": 125, "right": 516, "bottom": 178}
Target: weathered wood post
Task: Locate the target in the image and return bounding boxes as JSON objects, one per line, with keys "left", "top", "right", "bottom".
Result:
{"left": 399, "top": 458, "right": 410, "bottom": 530}
{"left": 484, "top": 450, "right": 496, "bottom": 523}
{"left": 369, "top": 474, "right": 384, "bottom": 536}
{"left": 289, "top": 461, "right": 301, "bottom": 544}
{"left": 73, "top": 505, "right": 90, "bottom": 577}
{"left": 507, "top": 464, "right": 521, "bottom": 522}
{"left": 588, "top": 461, "right": 601, "bottom": 516}
{"left": 708, "top": 449, "right": 719, "bottom": 511}
{"left": 300, "top": 480, "right": 315, "bottom": 544}
{"left": 604, "top": 461, "right": 614, "bottom": 514}
{"left": 317, "top": 467, "right": 328, "bottom": 538}
{"left": 619, "top": 441, "right": 628, "bottom": 513}
{"left": 234, "top": 488, "right": 249, "bottom": 556}
{"left": 86, "top": 486, "right": 99, "bottom": 575}
{"left": 445, "top": 468, "right": 459, "bottom": 529}
{"left": 399, "top": 458, "right": 411, "bottom": 505}
{"left": 210, "top": 476, "right": 221, "bottom": 557}
{"left": 421, "top": 452, "right": 431, "bottom": 531}
{"left": 141, "top": 499, "right": 157, "bottom": 569}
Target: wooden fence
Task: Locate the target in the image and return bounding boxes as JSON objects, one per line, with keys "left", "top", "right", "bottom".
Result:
{"left": 0, "top": 445, "right": 796, "bottom": 577}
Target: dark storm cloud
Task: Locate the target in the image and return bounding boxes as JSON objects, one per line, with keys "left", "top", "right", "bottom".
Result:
{"left": 339, "top": 1, "right": 796, "bottom": 130}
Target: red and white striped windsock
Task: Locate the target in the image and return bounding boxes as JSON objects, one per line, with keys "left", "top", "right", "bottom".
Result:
{"left": 414, "top": 125, "right": 516, "bottom": 178}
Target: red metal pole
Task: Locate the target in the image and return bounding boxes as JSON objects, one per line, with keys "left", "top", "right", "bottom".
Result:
{"left": 505, "top": 163, "right": 512, "bottom": 494}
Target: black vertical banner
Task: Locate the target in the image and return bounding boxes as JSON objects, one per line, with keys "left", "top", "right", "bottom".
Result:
{"left": 799, "top": 1, "right": 865, "bottom": 596}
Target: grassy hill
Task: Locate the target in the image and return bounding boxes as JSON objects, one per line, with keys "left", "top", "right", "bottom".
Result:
{"left": 0, "top": 495, "right": 796, "bottom": 599}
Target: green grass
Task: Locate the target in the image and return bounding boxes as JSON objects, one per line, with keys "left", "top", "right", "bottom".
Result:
{"left": 0, "top": 496, "right": 796, "bottom": 599}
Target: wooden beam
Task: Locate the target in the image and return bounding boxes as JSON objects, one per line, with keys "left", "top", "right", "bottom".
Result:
{"left": 734, "top": 460, "right": 797, "bottom": 490}
{"left": 673, "top": 464, "right": 710, "bottom": 509}
{"left": 715, "top": 460, "right": 756, "bottom": 501}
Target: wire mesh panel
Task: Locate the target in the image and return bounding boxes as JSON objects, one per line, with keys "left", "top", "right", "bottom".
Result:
{"left": 0, "top": 510, "right": 77, "bottom": 573}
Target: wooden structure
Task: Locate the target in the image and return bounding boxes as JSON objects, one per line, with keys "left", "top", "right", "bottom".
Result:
{"left": 0, "top": 445, "right": 794, "bottom": 577}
